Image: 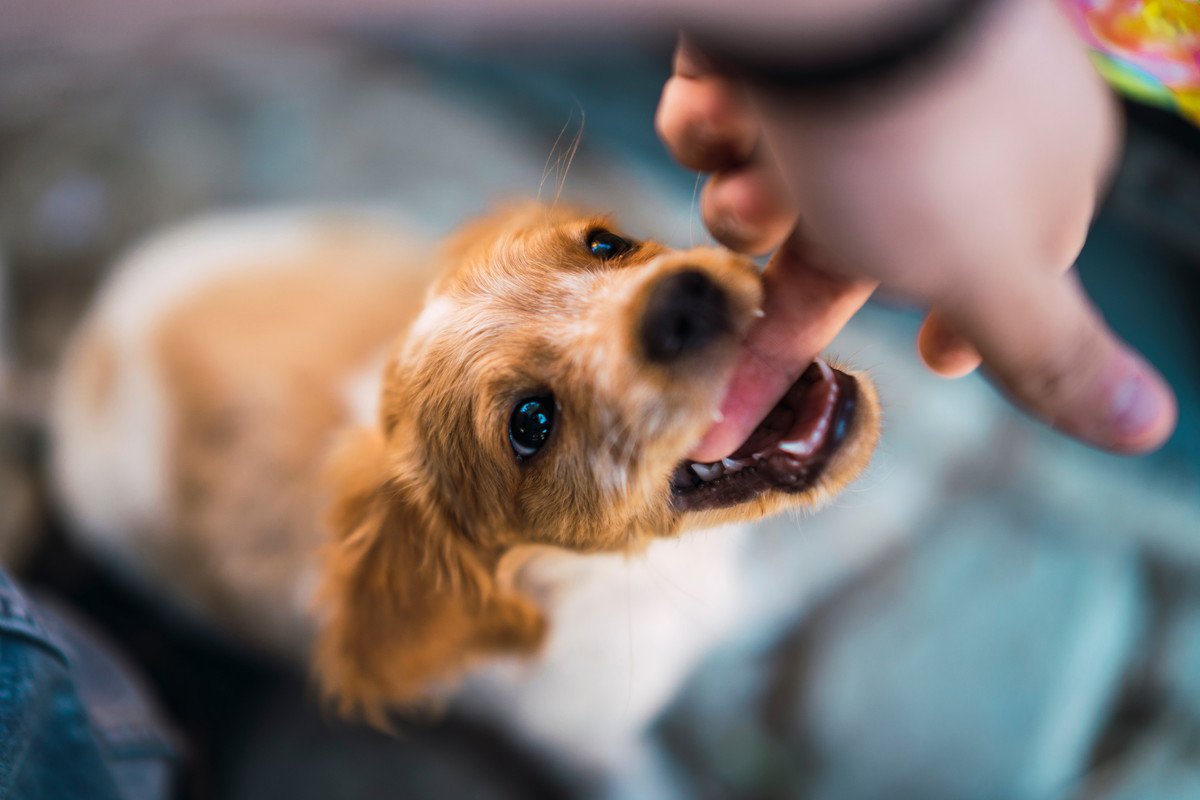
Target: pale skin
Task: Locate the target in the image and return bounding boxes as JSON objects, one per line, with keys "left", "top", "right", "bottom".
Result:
{"left": 658, "top": 0, "right": 1178, "bottom": 458}
{"left": 15, "top": 0, "right": 1178, "bottom": 456}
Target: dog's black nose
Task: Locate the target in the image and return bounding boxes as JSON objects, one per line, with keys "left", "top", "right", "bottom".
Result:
{"left": 640, "top": 269, "right": 731, "bottom": 363}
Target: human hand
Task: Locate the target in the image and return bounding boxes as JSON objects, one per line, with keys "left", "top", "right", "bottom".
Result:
{"left": 657, "top": 0, "right": 1177, "bottom": 459}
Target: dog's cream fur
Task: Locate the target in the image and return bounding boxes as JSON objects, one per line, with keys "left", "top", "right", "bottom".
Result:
{"left": 51, "top": 203, "right": 879, "bottom": 789}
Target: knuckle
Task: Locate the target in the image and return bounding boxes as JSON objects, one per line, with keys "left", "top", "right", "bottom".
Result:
{"left": 654, "top": 80, "right": 686, "bottom": 143}
{"left": 1006, "top": 328, "right": 1107, "bottom": 420}
{"left": 653, "top": 104, "right": 673, "bottom": 145}
{"left": 701, "top": 176, "right": 792, "bottom": 256}
{"left": 658, "top": 82, "right": 755, "bottom": 172}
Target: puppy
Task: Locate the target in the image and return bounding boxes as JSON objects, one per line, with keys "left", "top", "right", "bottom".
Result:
{"left": 51, "top": 203, "right": 880, "bottom": 790}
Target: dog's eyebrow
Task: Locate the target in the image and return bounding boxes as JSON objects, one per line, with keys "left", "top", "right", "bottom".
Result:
{"left": 407, "top": 296, "right": 459, "bottom": 341}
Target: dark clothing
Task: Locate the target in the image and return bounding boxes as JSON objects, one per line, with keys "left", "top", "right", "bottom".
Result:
{"left": 0, "top": 570, "right": 176, "bottom": 800}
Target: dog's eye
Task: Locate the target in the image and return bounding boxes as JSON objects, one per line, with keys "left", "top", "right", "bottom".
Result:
{"left": 587, "top": 229, "right": 633, "bottom": 260}
{"left": 509, "top": 395, "right": 556, "bottom": 460}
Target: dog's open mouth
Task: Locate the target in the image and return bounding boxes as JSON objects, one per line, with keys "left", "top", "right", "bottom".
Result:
{"left": 670, "top": 360, "right": 858, "bottom": 512}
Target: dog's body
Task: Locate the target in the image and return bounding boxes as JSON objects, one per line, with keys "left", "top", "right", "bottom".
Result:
{"left": 52, "top": 205, "right": 878, "bottom": 791}
{"left": 53, "top": 211, "right": 430, "bottom": 659}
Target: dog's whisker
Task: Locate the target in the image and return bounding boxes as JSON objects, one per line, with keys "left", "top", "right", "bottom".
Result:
{"left": 643, "top": 557, "right": 707, "bottom": 611}
{"left": 537, "top": 112, "right": 576, "bottom": 203}
{"left": 553, "top": 103, "right": 585, "bottom": 207}
{"left": 625, "top": 570, "right": 634, "bottom": 717}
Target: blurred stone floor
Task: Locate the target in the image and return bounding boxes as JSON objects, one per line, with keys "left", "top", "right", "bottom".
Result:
{"left": 1, "top": 27, "right": 1198, "bottom": 800}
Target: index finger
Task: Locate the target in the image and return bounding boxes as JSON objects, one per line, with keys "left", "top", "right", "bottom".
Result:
{"left": 689, "top": 232, "right": 877, "bottom": 460}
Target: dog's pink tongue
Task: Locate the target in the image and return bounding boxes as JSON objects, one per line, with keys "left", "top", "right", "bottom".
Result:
{"left": 728, "top": 360, "right": 839, "bottom": 462}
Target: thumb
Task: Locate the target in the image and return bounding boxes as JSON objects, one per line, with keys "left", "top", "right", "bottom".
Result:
{"left": 947, "top": 270, "right": 1176, "bottom": 453}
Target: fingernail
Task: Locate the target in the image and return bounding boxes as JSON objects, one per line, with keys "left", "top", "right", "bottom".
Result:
{"left": 1110, "top": 369, "right": 1166, "bottom": 443}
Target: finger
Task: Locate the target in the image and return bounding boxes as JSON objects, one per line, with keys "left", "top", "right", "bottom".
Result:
{"left": 947, "top": 271, "right": 1176, "bottom": 453}
{"left": 917, "top": 309, "right": 982, "bottom": 378}
{"left": 690, "top": 233, "right": 877, "bottom": 461}
{"left": 656, "top": 68, "right": 758, "bottom": 173}
{"left": 700, "top": 161, "right": 796, "bottom": 256}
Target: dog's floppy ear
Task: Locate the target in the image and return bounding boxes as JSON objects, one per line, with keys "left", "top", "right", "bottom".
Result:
{"left": 314, "top": 426, "right": 545, "bottom": 727}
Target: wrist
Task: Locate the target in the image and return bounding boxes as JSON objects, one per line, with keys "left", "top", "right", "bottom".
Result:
{"left": 689, "top": 0, "right": 1001, "bottom": 98}
{"left": 748, "top": 0, "right": 1114, "bottom": 136}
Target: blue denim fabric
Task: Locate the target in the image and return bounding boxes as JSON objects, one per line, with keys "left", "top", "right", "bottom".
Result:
{"left": 0, "top": 570, "right": 176, "bottom": 800}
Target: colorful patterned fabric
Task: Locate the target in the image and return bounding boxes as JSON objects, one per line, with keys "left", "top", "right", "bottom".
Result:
{"left": 1064, "top": 0, "right": 1200, "bottom": 122}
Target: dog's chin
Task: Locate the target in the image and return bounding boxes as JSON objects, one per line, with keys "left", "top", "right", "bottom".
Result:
{"left": 667, "top": 359, "right": 875, "bottom": 519}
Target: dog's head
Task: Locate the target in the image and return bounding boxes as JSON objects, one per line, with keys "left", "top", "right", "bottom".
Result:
{"left": 316, "top": 204, "right": 879, "bottom": 721}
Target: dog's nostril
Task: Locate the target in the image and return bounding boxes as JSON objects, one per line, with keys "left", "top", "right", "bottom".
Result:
{"left": 640, "top": 269, "right": 732, "bottom": 363}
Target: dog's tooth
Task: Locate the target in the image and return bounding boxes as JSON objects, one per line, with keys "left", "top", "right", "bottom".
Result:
{"left": 813, "top": 358, "right": 835, "bottom": 382}
{"left": 710, "top": 408, "right": 725, "bottom": 423}
{"left": 691, "top": 462, "right": 725, "bottom": 482}
{"left": 721, "top": 457, "right": 751, "bottom": 473}
{"left": 778, "top": 420, "right": 828, "bottom": 457}
{"left": 752, "top": 308, "right": 766, "bottom": 318}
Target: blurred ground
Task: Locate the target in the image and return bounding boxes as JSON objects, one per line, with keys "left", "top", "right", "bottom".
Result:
{"left": 1, "top": 26, "right": 1198, "bottom": 800}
